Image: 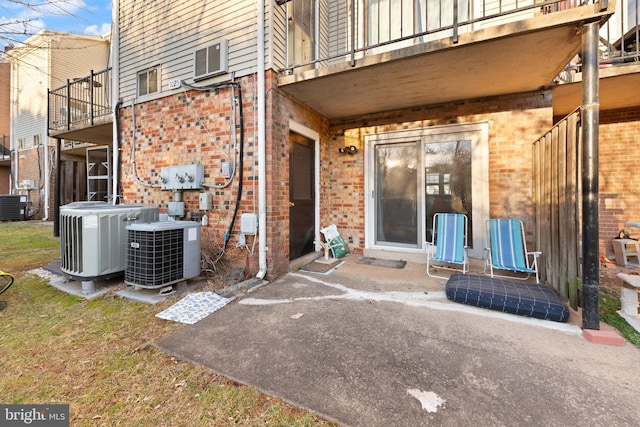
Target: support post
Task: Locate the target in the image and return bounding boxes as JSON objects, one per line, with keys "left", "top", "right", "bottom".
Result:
{"left": 581, "top": 22, "right": 600, "bottom": 330}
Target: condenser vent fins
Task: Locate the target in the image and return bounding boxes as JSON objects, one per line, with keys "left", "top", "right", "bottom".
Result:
{"left": 125, "top": 221, "right": 201, "bottom": 289}
{"left": 126, "top": 228, "right": 183, "bottom": 287}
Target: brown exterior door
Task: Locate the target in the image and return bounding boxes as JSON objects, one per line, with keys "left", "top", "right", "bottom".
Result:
{"left": 289, "top": 132, "right": 315, "bottom": 260}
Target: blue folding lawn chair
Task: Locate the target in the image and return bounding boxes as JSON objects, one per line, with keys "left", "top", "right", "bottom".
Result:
{"left": 484, "top": 219, "right": 541, "bottom": 283}
{"left": 426, "top": 213, "right": 468, "bottom": 280}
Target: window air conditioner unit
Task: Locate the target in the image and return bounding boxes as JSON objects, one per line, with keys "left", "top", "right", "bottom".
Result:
{"left": 0, "top": 195, "right": 28, "bottom": 221}
{"left": 125, "top": 221, "right": 201, "bottom": 289}
{"left": 59, "top": 202, "right": 159, "bottom": 280}
{"left": 194, "top": 40, "right": 228, "bottom": 80}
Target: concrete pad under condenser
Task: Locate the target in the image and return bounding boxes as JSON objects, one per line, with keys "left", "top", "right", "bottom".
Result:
{"left": 33, "top": 268, "right": 117, "bottom": 299}
{"left": 116, "top": 280, "right": 205, "bottom": 305}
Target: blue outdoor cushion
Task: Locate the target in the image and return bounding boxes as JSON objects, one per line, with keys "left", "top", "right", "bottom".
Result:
{"left": 445, "top": 273, "right": 569, "bottom": 323}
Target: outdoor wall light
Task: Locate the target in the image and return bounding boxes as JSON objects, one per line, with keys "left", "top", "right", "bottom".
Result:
{"left": 339, "top": 145, "right": 358, "bottom": 155}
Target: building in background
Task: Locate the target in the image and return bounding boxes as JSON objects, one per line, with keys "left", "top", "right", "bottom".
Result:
{"left": 4, "top": 30, "right": 109, "bottom": 219}
{"left": 0, "top": 59, "right": 10, "bottom": 194}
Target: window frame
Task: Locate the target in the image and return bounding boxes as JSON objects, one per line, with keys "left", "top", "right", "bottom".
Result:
{"left": 137, "top": 66, "right": 160, "bottom": 98}
{"left": 364, "top": 122, "right": 489, "bottom": 258}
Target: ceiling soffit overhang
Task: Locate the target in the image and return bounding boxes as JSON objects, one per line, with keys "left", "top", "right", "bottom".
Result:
{"left": 277, "top": 3, "right": 616, "bottom": 120}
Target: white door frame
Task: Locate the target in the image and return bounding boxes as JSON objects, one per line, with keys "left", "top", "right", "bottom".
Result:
{"left": 364, "top": 122, "right": 489, "bottom": 260}
{"left": 289, "top": 120, "right": 321, "bottom": 252}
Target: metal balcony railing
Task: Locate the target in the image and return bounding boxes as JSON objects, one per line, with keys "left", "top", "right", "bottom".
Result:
{"left": 48, "top": 68, "right": 112, "bottom": 133}
{"left": 281, "top": 0, "right": 609, "bottom": 74}
{"left": 599, "top": 0, "right": 639, "bottom": 64}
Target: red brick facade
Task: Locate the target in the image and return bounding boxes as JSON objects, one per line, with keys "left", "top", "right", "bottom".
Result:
{"left": 598, "top": 106, "right": 640, "bottom": 258}
{"left": 0, "top": 61, "right": 10, "bottom": 194}
{"left": 325, "top": 91, "right": 553, "bottom": 253}
{"left": 116, "top": 68, "right": 639, "bottom": 279}
{"left": 118, "top": 75, "right": 260, "bottom": 274}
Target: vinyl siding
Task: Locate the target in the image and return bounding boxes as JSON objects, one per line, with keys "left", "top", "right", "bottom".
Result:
{"left": 327, "top": 0, "right": 352, "bottom": 65}
{"left": 49, "top": 36, "right": 110, "bottom": 90}
{"left": 118, "top": 0, "right": 262, "bottom": 103}
{"left": 9, "top": 40, "right": 49, "bottom": 150}
{"left": 270, "top": 1, "right": 287, "bottom": 70}
{"left": 318, "top": 0, "right": 330, "bottom": 62}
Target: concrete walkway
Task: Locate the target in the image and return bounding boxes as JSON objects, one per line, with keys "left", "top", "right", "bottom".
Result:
{"left": 157, "top": 256, "right": 640, "bottom": 426}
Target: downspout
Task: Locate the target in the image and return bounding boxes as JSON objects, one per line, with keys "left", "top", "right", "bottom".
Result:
{"left": 256, "top": 0, "right": 267, "bottom": 279}
{"left": 42, "top": 44, "right": 50, "bottom": 221}
{"left": 43, "top": 130, "right": 49, "bottom": 220}
{"left": 53, "top": 138, "right": 61, "bottom": 236}
{"left": 111, "top": 0, "right": 120, "bottom": 204}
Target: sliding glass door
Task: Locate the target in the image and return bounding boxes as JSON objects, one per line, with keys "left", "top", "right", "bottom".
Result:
{"left": 374, "top": 142, "right": 420, "bottom": 247}
{"left": 366, "top": 123, "right": 488, "bottom": 257}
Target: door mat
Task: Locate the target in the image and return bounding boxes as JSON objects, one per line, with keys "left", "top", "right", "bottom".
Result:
{"left": 156, "top": 292, "right": 231, "bottom": 324}
{"left": 299, "top": 259, "right": 344, "bottom": 274}
{"left": 357, "top": 257, "right": 406, "bottom": 269}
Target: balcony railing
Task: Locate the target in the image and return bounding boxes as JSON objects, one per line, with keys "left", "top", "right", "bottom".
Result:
{"left": 599, "top": 0, "right": 639, "bottom": 64}
{"left": 48, "top": 68, "right": 112, "bottom": 133}
{"left": 281, "top": 0, "right": 609, "bottom": 74}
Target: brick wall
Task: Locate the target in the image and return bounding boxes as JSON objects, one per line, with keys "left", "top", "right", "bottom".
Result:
{"left": 1, "top": 62, "right": 11, "bottom": 194}
{"left": 0, "top": 165, "right": 9, "bottom": 194}
{"left": 327, "top": 91, "right": 553, "bottom": 254}
{"left": 119, "top": 75, "right": 267, "bottom": 278}
{"left": 116, "top": 73, "right": 640, "bottom": 279}
{"left": 267, "top": 76, "right": 330, "bottom": 277}
{"left": 599, "top": 106, "right": 640, "bottom": 258}
{"left": 0, "top": 61, "right": 10, "bottom": 137}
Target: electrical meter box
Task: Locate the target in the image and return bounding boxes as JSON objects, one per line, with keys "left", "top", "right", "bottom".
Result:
{"left": 160, "top": 164, "right": 204, "bottom": 190}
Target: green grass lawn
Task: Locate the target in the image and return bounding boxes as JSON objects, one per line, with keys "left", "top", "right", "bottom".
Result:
{"left": 599, "top": 286, "right": 640, "bottom": 347}
{"left": 2, "top": 221, "right": 639, "bottom": 425}
{"left": 0, "top": 221, "right": 333, "bottom": 426}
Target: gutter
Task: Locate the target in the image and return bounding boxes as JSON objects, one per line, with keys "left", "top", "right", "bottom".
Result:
{"left": 256, "top": 0, "right": 267, "bottom": 280}
{"left": 111, "top": 0, "right": 120, "bottom": 203}
{"left": 43, "top": 121, "right": 49, "bottom": 220}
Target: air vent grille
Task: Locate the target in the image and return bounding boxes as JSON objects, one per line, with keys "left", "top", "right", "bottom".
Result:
{"left": 59, "top": 202, "right": 159, "bottom": 279}
{"left": 60, "top": 213, "right": 83, "bottom": 273}
{"left": 125, "top": 221, "right": 201, "bottom": 289}
{"left": 0, "top": 195, "right": 27, "bottom": 221}
{"left": 125, "top": 228, "right": 184, "bottom": 287}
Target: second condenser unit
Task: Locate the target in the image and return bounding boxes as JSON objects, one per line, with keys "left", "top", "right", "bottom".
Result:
{"left": 125, "top": 221, "right": 201, "bottom": 289}
{"left": 0, "top": 195, "right": 28, "bottom": 221}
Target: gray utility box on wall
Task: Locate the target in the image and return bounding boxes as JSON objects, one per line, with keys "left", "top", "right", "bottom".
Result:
{"left": 60, "top": 202, "right": 159, "bottom": 280}
{"left": 125, "top": 221, "right": 201, "bottom": 289}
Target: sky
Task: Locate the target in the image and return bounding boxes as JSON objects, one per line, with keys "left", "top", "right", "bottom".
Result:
{"left": 0, "top": 0, "right": 112, "bottom": 53}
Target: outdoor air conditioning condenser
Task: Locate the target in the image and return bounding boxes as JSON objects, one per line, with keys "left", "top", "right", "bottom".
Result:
{"left": 59, "top": 202, "right": 159, "bottom": 280}
{"left": 0, "top": 195, "right": 28, "bottom": 221}
{"left": 125, "top": 221, "right": 201, "bottom": 289}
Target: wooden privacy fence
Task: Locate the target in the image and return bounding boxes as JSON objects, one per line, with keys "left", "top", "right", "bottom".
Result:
{"left": 532, "top": 109, "right": 582, "bottom": 310}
